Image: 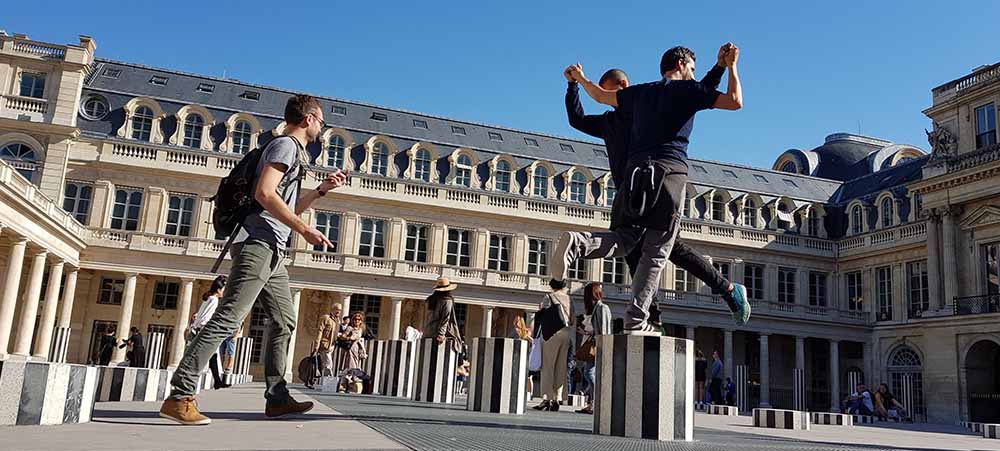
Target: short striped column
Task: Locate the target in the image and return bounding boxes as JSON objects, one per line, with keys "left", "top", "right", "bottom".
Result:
{"left": 95, "top": 366, "right": 173, "bottom": 402}
{"left": 852, "top": 414, "right": 875, "bottom": 424}
{"left": 567, "top": 394, "right": 587, "bottom": 408}
{"left": 793, "top": 368, "right": 806, "bottom": 411}
{"left": 364, "top": 340, "right": 389, "bottom": 394}
{"left": 735, "top": 364, "right": 748, "bottom": 414}
{"left": 753, "top": 408, "right": 810, "bottom": 430}
{"left": 380, "top": 339, "right": 418, "bottom": 398}
{"left": 467, "top": 337, "right": 527, "bottom": 415}
{"left": 707, "top": 404, "right": 739, "bottom": 416}
{"left": 811, "top": 412, "right": 854, "bottom": 426}
{"left": 593, "top": 334, "right": 694, "bottom": 442}
{"left": 413, "top": 338, "right": 458, "bottom": 404}
{"left": 985, "top": 424, "right": 1000, "bottom": 439}
{"left": 146, "top": 332, "right": 165, "bottom": 370}
{"left": 847, "top": 371, "right": 863, "bottom": 392}
{"left": 49, "top": 327, "right": 72, "bottom": 363}
{"left": 233, "top": 337, "right": 254, "bottom": 376}
{"left": 961, "top": 421, "right": 984, "bottom": 433}
{"left": 0, "top": 360, "right": 99, "bottom": 426}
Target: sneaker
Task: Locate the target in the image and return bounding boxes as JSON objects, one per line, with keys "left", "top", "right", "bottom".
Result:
{"left": 623, "top": 322, "right": 660, "bottom": 336}
{"left": 159, "top": 397, "right": 211, "bottom": 425}
{"left": 727, "top": 283, "right": 751, "bottom": 326}
{"left": 549, "top": 231, "right": 576, "bottom": 282}
{"left": 265, "top": 396, "right": 314, "bottom": 418}
{"left": 213, "top": 382, "right": 231, "bottom": 390}
{"left": 532, "top": 400, "right": 550, "bottom": 411}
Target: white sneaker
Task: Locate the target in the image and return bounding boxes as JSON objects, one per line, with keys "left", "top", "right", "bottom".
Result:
{"left": 623, "top": 322, "right": 661, "bottom": 336}
{"left": 550, "top": 231, "right": 576, "bottom": 282}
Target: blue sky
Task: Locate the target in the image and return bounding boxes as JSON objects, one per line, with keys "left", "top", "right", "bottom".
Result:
{"left": 7, "top": 1, "right": 997, "bottom": 169}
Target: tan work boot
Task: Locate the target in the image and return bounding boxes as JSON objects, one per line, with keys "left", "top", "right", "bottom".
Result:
{"left": 264, "top": 396, "right": 314, "bottom": 418}
{"left": 159, "top": 396, "right": 212, "bottom": 425}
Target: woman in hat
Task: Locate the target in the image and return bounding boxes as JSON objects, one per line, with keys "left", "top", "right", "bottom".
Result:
{"left": 424, "top": 277, "right": 464, "bottom": 349}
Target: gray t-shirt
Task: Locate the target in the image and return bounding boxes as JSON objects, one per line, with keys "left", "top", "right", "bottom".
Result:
{"left": 234, "top": 136, "right": 304, "bottom": 250}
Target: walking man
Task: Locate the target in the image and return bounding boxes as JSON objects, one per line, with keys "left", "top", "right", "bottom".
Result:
{"left": 563, "top": 44, "right": 749, "bottom": 326}
{"left": 561, "top": 44, "right": 746, "bottom": 333}
{"left": 160, "top": 94, "right": 348, "bottom": 425}
{"left": 312, "top": 302, "right": 343, "bottom": 386}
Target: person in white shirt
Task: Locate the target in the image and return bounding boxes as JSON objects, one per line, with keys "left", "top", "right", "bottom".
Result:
{"left": 404, "top": 323, "right": 423, "bottom": 341}
{"left": 187, "top": 276, "right": 230, "bottom": 390}
{"left": 847, "top": 383, "right": 875, "bottom": 415}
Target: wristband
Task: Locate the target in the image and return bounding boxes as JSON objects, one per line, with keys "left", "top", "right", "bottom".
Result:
{"left": 317, "top": 188, "right": 327, "bottom": 197}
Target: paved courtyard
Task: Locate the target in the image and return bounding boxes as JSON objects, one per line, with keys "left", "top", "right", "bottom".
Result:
{"left": 0, "top": 382, "right": 992, "bottom": 451}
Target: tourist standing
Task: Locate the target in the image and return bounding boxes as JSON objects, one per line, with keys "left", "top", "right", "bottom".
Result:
{"left": 576, "top": 282, "right": 609, "bottom": 415}
{"left": 120, "top": 327, "right": 146, "bottom": 368}
{"left": 338, "top": 312, "right": 367, "bottom": 374}
{"left": 187, "top": 275, "right": 230, "bottom": 390}
{"left": 534, "top": 279, "right": 573, "bottom": 412}
{"left": 312, "top": 303, "right": 343, "bottom": 381}
{"left": 424, "top": 277, "right": 464, "bottom": 350}
{"left": 709, "top": 350, "right": 724, "bottom": 404}
{"left": 98, "top": 328, "right": 116, "bottom": 366}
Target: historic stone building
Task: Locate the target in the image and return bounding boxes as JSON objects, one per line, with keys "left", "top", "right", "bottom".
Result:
{"left": 0, "top": 32, "right": 996, "bottom": 424}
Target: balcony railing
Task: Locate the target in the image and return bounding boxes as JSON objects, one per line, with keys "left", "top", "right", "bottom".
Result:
{"left": 953, "top": 294, "right": 1000, "bottom": 316}
{"left": 3, "top": 95, "right": 48, "bottom": 114}
{"left": 0, "top": 159, "right": 85, "bottom": 239}
{"left": 838, "top": 221, "right": 926, "bottom": 257}
{"left": 932, "top": 61, "right": 1000, "bottom": 101}
{"left": 946, "top": 142, "right": 1000, "bottom": 174}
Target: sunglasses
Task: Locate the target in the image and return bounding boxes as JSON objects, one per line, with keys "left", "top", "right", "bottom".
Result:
{"left": 309, "top": 112, "right": 327, "bottom": 129}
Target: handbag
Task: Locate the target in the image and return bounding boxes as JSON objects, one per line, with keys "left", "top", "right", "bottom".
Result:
{"left": 575, "top": 336, "right": 596, "bottom": 363}
{"left": 538, "top": 295, "right": 568, "bottom": 341}
{"left": 527, "top": 336, "right": 543, "bottom": 372}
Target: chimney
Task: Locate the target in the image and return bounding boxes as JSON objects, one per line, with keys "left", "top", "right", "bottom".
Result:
{"left": 13, "top": 33, "right": 28, "bottom": 39}
{"left": 79, "top": 35, "right": 96, "bottom": 54}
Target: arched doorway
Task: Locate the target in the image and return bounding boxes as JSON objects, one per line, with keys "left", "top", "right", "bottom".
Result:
{"left": 966, "top": 340, "right": 1000, "bottom": 423}
{"left": 887, "top": 345, "right": 924, "bottom": 422}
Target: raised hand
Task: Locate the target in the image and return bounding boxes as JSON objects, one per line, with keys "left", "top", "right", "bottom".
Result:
{"left": 724, "top": 45, "right": 740, "bottom": 67}
{"left": 717, "top": 42, "right": 734, "bottom": 67}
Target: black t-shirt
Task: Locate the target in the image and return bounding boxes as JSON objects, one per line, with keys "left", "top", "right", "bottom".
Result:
{"left": 616, "top": 78, "right": 721, "bottom": 168}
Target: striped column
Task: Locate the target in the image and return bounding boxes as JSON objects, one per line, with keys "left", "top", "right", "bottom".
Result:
{"left": 847, "top": 370, "right": 862, "bottom": 393}
{"left": 736, "top": 364, "right": 748, "bottom": 414}
{"left": 593, "top": 335, "right": 694, "bottom": 442}
{"left": 95, "top": 366, "right": 173, "bottom": 402}
{"left": 753, "top": 408, "right": 810, "bottom": 430}
{"left": 793, "top": 368, "right": 806, "bottom": 411}
{"left": 985, "top": 424, "right": 1000, "bottom": 439}
{"left": 811, "top": 412, "right": 854, "bottom": 426}
{"left": 380, "top": 339, "right": 418, "bottom": 398}
{"left": 49, "top": 327, "right": 72, "bottom": 363}
{"left": 0, "top": 360, "right": 99, "bottom": 426}
{"left": 233, "top": 337, "right": 254, "bottom": 376}
{"left": 146, "top": 332, "right": 165, "bottom": 370}
{"left": 707, "top": 404, "right": 738, "bottom": 416}
{"left": 851, "top": 414, "right": 875, "bottom": 424}
{"left": 467, "top": 337, "right": 527, "bottom": 415}
{"left": 961, "top": 421, "right": 984, "bottom": 433}
{"left": 364, "top": 340, "right": 389, "bottom": 394}
{"left": 901, "top": 373, "right": 915, "bottom": 422}
{"left": 413, "top": 338, "right": 458, "bottom": 404}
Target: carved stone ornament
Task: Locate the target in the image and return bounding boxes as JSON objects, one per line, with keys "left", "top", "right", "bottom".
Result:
{"left": 925, "top": 122, "right": 957, "bottom": 161}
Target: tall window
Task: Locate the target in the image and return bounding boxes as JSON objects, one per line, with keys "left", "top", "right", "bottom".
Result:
{"left": 533, "top": 166, "right": 549, "bottom": 197}
{"left": 906, "top": 261, "right": 929, "bottom": 317}
{"left": 975, "top": 103, "right": 997, "bottom": 148}
{"left": 19, "top": 72, "right": 46, "bottom": 98}
{"left": 63, "top": 182, "right": 92, "bottom": 224}
{"left": 712, "top": 262, "right": 731, "bottom": 294}
{"left": 414, "top": 149, "right": 432, "bottom": 182}
{"left": 165, "top": 194, "right": 195, "bottom": 236}
{"left": 494, "top": 160, "right": 512, "bottom": 192}
{"left": 806, "top": 210, "right": 820, "bottom": 236}
{"left": 809, "top": 272, "right": 827, "bottom": 306}
{"left": 488, "top": 234, "right": 511, "bottom": 271}
{"left": 371, "top": 142, "right": 389, "bottom": 176}
{"left": 131, "top": 106, "right": 154, "bottom": 142}
{"left": 569, "top": 172, "right": 587, "bottom": 204}
{"left": 847, "top": 270, "right": 863, "bottom": 312}
{"left": 743, "top": 263, "right": 764, "bottom": 300}
{"left": 152, "top": 281, "right": 179, "bottom": 310}
{"left": 851, "top": 205, "right": 863, "bottom": 235}
{"left": 455, "top": 155, "right": 473, "bottom": 187}
{"left": 182, "top": 114, "right": 204, "bottom": 148}
{"left": 527, "top": 239, "right": 549, "bottom": 276}
{"left": 603, "top": 257, "right": 625, "bottom": 284}
{"left": 447, "top": 229, "right": 471, "bottom": 267}
{"left": 674, "top": 268, "right": 696, "bottom": 292}
{"left": 98, "top": 278, "right": 124, "bottom": 305}
{"left": 881, "top": 197, "right": 894, "bottom": 228}
{"left": 232, "top": 121, "right": 253, "bottom": 154}
{"left": 2, "top": 143, "right": 38, "bottom": 181}
{"left": 682, "top": 197, "right": 691, "bottom": 217}
{"left": 982, "top": 242, "right": 999, "bottom": 295}
{"left": 314, "top": 212, "right": 340, "bottom": 252}
{"left": 358, "top": 218, "right": 385, "bottom": 258}
{"left": 404, "top": 224, "right": 429, "bottom": 263}
{"left": 111, "top": 188, "right": 143, "bottom": 231}
{"left": 353, "top": 294, "right": 382, "bottom": 333}
{"left": 568, "top": 258, "right": 587, "bottom": 280}
{"left": 778, "top": 267, "right": 796, "bottom": 303}
{"left": 876, "top": 266, "right": 893, "bottom": 320}
{"left": 712, "top": 194, "right": 726, "bottom": 222}
{"left": 327, "top": 135, "right": 345, "bottom": 168}
{"left": 743, "top": 200, "right": 757, "bottom": 227}
{"left": 605, "top": 180, "right": 616, "bottom": 207}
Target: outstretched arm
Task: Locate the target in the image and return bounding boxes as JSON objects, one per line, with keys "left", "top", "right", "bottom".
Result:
{"left": 713, "top": 45, "right": 743, "bottom": 110}
{"left": 568, "top": 63, "right": 618, "bottom": 107}
{"left": 565, "top": 81, "right": 604, "bottom": 138}
{"left": 700, "top": 43, "right": 733, "bottom": 90}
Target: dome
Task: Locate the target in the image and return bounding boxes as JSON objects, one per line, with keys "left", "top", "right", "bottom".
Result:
{"left": 810, "top": 134, "right": 890, "bottom": 181}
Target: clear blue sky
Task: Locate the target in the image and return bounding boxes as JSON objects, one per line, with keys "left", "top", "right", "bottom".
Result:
{"left": 7, "top": 1, "right": 997, "bottom": 169}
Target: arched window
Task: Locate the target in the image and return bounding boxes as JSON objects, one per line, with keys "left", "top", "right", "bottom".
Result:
{"left": 743, "top": 199, "right": 757, "bottom": 227}
{"left": 852, "top": 205, "right": 863, "bottom": 234}
{"left": 327, "top": 135, "right": 345, "bottom": 168}
{"left": 414, "top": 148, "right": 432, "bottom": 182}
{"left": 81, "top": 95, "right": 109, "bottom": 120}
{"left": 182, "top": 114, "right": 204, "bottom": 148}
{"left": 776, "top": 203, "right": 791, "bottom": 230}
{"left": 570, "top": 172, "right": 586, "bottom": 204}
{"left": 780, "top": 161, "right": 798, "bottom": 173}
{"left": 889, "top": 346, "right": 922, "bottom": 368}
{"left": 712, "top": 194, "right": 726, "bottom": 222}
{"left": 1, "top": 143, "right": 37, "bottom": 181}
{"left": 232, "top": 120, "right": 253, "bottom": 154}
{"left": 131, "top": 106, "right": 154, "bottom": 142}
{"left": 533, "top": 166, "right": 549, "bottom": 197}
{"left": 371, "top": 142, "right": 389, "bottom": 176}
{"left": 605, "top": 179, "right": 616, "bottom": 207}
{"left": 494, "top": 160, "right": 512, "bottom": 192}
{"left": 455, "top": 154, "right": 473, "bottom": 187}
{"left": 881, "top": 197, "right": 894, "bottom": 228}
{"left": 806, "top": 209, "right": 820, "bottom": 236}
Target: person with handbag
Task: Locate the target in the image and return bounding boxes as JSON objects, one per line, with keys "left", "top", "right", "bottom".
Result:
{"left": 533, "top": 279, "right": 574, "bottom": 412}
{"left": 311, "top": 303, "right": 343, "bottom": 386}
{"left": 337, "top": 311, "right": 368, "bottom": 392}
{"left": 186, "top": 275, "right": 229, "bottom": 390}
{"left": 424, "top": 277, "right": 464, "bottom": 352}
{"left": 576, "top": 282, "right": 609, "bottom": 414}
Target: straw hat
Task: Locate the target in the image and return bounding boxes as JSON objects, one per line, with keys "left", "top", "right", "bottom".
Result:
{"left": 432, "top": 277, "right": 458, "bottom": 292}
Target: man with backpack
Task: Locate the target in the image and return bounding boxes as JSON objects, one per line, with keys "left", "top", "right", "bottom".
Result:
{"left": 160, "top": 94, "right": 347, "bottom": 425}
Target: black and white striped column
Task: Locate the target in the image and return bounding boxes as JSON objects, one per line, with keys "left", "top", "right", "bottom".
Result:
{"left": 233, "top": 337, "right": 254, "bottom": 376}
{"left": 851, "top": 414, "right": 875, "bottom": 424}
{"left": 146, "top": 332, "right": 165, "bottom": 370}
{"left": 753, "top": 408, "right": 810, "bottom": 430}
{"left": 49, "top": 327, "right": 72, "bottom": 363}
{"left": 847, "top": 371, "right": 862, "bottom": 392}
{"left": 900, "top": 373, "right": 917, "bottom": 422}
{"left": 986, "top": 424, "right": 1000, "bottom": 439}
{"left": 736, "top": 364, "right": 748, "bottom": 414}
{"left": 95, "top": 366, "right": 173, "bottom": 402}
{"left": 593, "top": 335, "right": 694, "bottom": 441}
{"left": 707, "top": 404, "right": 738, "bottom": 416}
{"left": 962, "top": 421, "right": 984, "bottom": 433}
{"left": 467, "top": 337, "right": 527, "bottom": 415}
{"left": 0, "top": 360, "right": 99, "bottom": 426}
{"left": 413, "top": 338, "right": 458, "bottom": 404}
{"left": 811, "top": 412, "right": 853, "bottom": 426}
{"left": 793, "top": 368, "right": 806, "bottom": 411}
{"left": 380, "top": 340, "right": 418, "bottom": 398}
{"left": 364, "top": 340, "right": 389, "bottom": 394}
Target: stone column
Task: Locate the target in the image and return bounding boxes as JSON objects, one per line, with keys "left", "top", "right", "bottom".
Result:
{"left": 942, "top": 208, "right": 960, "bottom": 309}
{"left": 926, "top": 212, "right": 942, "bottom": 309}
{"left": 723, "top": 329, "right": 734, "bottom": 379}
{"left": 169, "top": 278, "right": 195, "bottom": 367}
{"left": 387, "top": 218, "right": 405, "bottom": 260}
{"left": 863, "top": 341, "right": 873, "bottom": 386}
{"left": 759, "top": 333, "right": 770, "bottom": 408}
{"left": 340, "top": 294, "right": 352, "bottom": 316}
{"left": 472, "top": 228, "right": 489, "bottom": 269}
{"left": 829, "top": 339, "right": 840, "bottom": 412}
{"left": 285, "top": 288, "right": 302, "bottom": 381}
{"left": 0, "top": 237, "right": 29, "bottom": 355}
{"left": 482, "top": 305, "right": 494, "bottom": 338}
{"left": 794, "top": 335, "right": 806, "bottom": 411}
{"left": 429, "top": 223, "right": 447, "bottom": 264}
{"left": 56, "top": 268, "right": 79, "bottom": 329}
{"left": 13, "top": 250, "right": 48, "bottom": 356}
{"left": 33, "top": 259, "right": 65, "bottom": 359}
{"left": 111, "top": 273, "right": 139, "bottom": 364}
{"left": 795, "top": 336, "right": 806, "bottom": 370}
{"left": 389, "top": 297, "right": 403, "bottom": 340}
{"left": 686, "top": 325, "right": 696, "bottom": 341}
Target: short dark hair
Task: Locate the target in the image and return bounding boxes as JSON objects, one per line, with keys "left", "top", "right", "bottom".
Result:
{"left": 284, "top": 94, "right": 321, "bottom": 125}
{"left": 598, "top": 69, "right": 628, "bottom": 86}
{"left": 549, "top": 278, "right": 566, "bottom": 290}
{"left": 660, "top": 46, "right": 696, "bottom": 75}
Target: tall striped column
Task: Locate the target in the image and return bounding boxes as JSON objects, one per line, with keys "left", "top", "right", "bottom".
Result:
{"left": 380, "top": 339, "right": 418, "bottom": 398}
{"left": 793, "top": 368, "right": 806, "bottom": 411}
{"left": 847, "top": 370, "right": 863, "bottom": 393}
{"left": 146, "top": 332, "right": 165, "bottom": 370}
{"left": 49, "top": 327, "right": 72, "bottom": 363}
{"left": 901, "top": 373, "right": 915, "bottom": 422}
{"left": 413, "top": 338, "right": 458, "bottom": 404}
{"left": 233, "top": 337, "right": 254, "bottom": 376}
{"left": 364, "top": 340, "right": 389, "bottom": 394}
{"left": 0, "top": 360, "right": 99, "bottom": 426}
{"left": 593, "top": 335, "right": 694, "bottom": 441}
{"left": 736, "top": 364, "right": 748, "bottom": 414}
{"left": 467, "top": 337, "right": 527, "bottom": 415}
